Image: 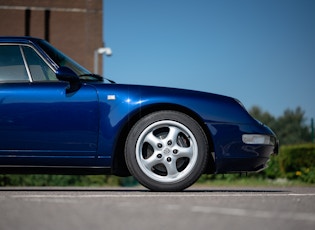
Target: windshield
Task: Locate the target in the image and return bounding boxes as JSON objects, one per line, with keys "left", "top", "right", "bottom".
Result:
{"left": 36, "top": 39, "right": 91, "bottom": 76}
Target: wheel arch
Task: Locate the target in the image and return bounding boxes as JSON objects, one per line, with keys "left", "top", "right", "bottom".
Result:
{"left": 111, "top": 103, "right": 216, "bottom": 176}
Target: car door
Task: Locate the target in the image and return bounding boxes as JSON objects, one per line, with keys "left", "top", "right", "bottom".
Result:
{"left": 0, "top": 44, "right": 99, "bottom": 166}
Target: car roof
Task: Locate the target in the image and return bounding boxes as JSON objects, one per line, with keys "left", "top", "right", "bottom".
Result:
{"left": 0, "top": 36, "right": 42, "bottom": 44}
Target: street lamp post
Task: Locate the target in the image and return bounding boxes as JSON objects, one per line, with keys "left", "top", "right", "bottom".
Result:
{"left": 94, "top": 47, "right": 112, "bottom": 75}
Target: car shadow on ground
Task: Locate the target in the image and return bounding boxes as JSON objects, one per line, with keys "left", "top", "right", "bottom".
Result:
{"left": 0, "top": 186, "right": 290, "bottom": 193}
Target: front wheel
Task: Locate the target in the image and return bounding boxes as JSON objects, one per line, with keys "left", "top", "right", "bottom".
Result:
{"left": 125, "top": 111, "right": 209, "bottom": 191}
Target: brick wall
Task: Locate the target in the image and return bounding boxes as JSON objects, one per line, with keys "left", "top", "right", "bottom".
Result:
{"left": 0, "top": 0, "right": 103, "bottom": 73}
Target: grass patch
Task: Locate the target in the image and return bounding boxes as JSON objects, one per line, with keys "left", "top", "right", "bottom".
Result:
{"left": 197, "top": 174, "right": 313, "bottom": 187}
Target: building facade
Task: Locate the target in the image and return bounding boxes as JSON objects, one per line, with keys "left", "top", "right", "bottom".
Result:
{"left": 0, "top": 0, "right": 103, "bottom": 73}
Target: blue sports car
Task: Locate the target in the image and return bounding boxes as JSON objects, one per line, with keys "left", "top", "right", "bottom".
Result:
{"left": 0, "top": 36, "right": 278, "bottom": 191}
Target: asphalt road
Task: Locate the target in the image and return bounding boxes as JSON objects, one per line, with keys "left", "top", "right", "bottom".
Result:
{"left": 1, "top": 186, "right": 315, "bottom": 230}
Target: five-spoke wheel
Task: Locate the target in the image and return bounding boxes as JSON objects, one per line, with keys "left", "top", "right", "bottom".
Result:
{"left": 125, "top": 111, "right": 209, "bottom": 191}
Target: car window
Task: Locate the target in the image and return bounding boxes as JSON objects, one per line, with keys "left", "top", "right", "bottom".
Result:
{"left": 37, "top": 39, "right": 90, "bottom": 76}
{"left": 0, "top": 45, "right": 29, "bottom": 82}
{"left": 22, "top": 46, "right": 58, "bottom": 81}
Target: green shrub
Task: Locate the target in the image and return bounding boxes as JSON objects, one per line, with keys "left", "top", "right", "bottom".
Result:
{"left": 280, "top": 144, "right": 315, "bottom": 171}
{"left": 278, "top": 144, "right": 315, "bottom": 183}
{"left": 264, "top": 154, "right": 282, "bottom": 179}
{"left": 0, "top": 174, "right": 120, "bottom": 187}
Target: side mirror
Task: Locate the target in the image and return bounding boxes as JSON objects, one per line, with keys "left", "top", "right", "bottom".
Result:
{"left": 56, "top": 66, "right": 80, "bottom": 93}
{"left": 56, "top": 66, "right": 79, "bottom": 82}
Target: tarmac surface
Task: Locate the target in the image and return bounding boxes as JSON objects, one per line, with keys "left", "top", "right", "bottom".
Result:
{"left": 1, "top": 186, "right": 315, "bottom": 230}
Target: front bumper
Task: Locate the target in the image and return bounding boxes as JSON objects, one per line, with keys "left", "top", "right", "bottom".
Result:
{"left": 206, "top": 122, "right": 278, "bottom": 173}
{"left": 215, "top": 143, "right": 277, "bottom": 173}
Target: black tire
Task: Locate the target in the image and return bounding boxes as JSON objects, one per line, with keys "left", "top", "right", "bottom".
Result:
{"left": 125, "top": 110, "right": 209, "bottom": 191}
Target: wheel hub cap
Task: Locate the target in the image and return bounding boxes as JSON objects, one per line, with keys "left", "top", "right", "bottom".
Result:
{"left": 135, "top": 120, "right": 198, "bottom": 183}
